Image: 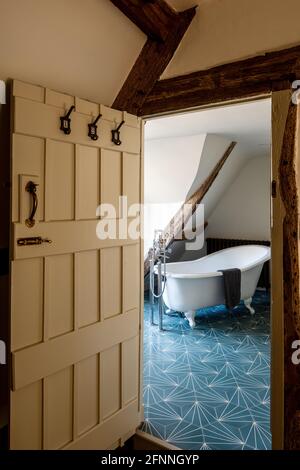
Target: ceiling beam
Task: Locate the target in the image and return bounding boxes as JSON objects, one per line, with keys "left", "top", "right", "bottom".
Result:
{"left": 110, "top": 0, "right": 178, "bottom": 42}
{"left": 164, "top": 141, "right": 236, "bottom": 247}
{"left": 111, "top": 1, "right": 197, "bottom": 115}
{"left": 140, "top": 45, "right": 300, "bottom": 116}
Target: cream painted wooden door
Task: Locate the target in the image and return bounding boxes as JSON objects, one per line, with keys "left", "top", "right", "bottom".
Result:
{"left": 9, "top": 80, "right": 143, "bottom": 450}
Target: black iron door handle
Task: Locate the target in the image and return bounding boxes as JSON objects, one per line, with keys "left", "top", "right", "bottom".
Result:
{"left": 25, "top": 181, "right": 38, "bottom": 228}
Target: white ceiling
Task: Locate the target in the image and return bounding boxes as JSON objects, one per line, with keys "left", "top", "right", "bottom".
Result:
{"left": 144, "top": 98, "right": 272, "bottom": 158}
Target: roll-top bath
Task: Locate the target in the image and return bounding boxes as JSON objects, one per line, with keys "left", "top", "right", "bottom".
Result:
{"left": 161, "top": 245, "right": 271, "bottom": 328}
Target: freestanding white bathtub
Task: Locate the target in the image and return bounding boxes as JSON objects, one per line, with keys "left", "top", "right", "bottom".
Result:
{"left": 162, "top": 245, "right": 271, "bottom": 328}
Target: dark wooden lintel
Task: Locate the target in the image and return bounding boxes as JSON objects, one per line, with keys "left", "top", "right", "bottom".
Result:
{"left": 140, "top": 45, "right": 300, "bottom": 116}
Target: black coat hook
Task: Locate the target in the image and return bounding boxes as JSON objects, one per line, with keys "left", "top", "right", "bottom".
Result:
{"left": 88, "top": 113, "right": 102, "bottom": 141}
{"left": 111, "top": 120, "right": 125, "bottom": 146}
{"left": 60, "top": 105, "right": 75, "bottom": 135}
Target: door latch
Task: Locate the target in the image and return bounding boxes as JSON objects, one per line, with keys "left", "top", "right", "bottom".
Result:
{"left": 17, "top": 237, "right": 52, "bottom": 246}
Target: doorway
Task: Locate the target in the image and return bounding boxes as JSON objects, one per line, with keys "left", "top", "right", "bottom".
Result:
{"left": 141, "top": 98, "right": 272, "bottom": 450}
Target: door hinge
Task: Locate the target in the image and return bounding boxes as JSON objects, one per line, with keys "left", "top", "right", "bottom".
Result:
{"left": 272, "top": 180, "right": 277, "bottom": 198}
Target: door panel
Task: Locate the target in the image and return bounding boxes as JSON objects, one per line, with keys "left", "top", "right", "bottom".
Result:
{"left": 45, "top": 254, "right": 74, "bottom": 339}
{"left": 101, "top": 149, "right": 122, "bottom": 216}
{"left": 75, "top": 145, "right": 99, "bottom": 220}
{"left": 75, "top": 250, "right": 100, "bottom": 328}
{"left": 123, "top": 244, "right": 140, "bottom": 312}
{"left": 101, "top": 247, "right": 122, "bottom": 319}
{"left": 76, "top": 354, "right": 99, "bottom": 436}
{"left": 45, "top": 88, "right": 75, "bottom": 109}
{"left": 100, "top": 344, "right": 121, "bottom": 420}
{"left": 123, "top": 153, "right": 140, "bottom": 209}
{"left": 10, "top": 80, "right": 142, "bottom": 449}
{"left": 11, "top": 257, "right": 44, "bottom": 351}
{"left": 122, "top": 336, "right": 139, "bottom": 406}
{"left": 45, "top": 140, "right": 75, "bottom": 221}
{"left": 44, "top": 366, "right": 74, "bottom": 449}
{"left": 13, "top": 79, "right": 45, "bottom": 103}
{"left": 10, "top": 380, "right": 43, "bottom": 450}
{"left": 75, "top": 97, "right": 99, "bottom": 117}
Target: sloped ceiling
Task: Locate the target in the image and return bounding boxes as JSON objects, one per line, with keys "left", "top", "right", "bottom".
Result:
{"left": 0, "top": 0, "right": 145, "bottom": 105}
{"left": 164, "top": 0, "right": 300, "bottom": 79}
{"left": 1, "top": 0, "right": 300, "bottom": 107}
{"left": 1, "top": 1, "right": 300, "bottom": 106}
{"left": 145, "top": 99, "right": 271, "bottom": 159}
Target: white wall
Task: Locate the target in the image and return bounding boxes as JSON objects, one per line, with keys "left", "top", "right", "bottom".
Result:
{"left": 144, "top": 134, "right": 206, "bottom": 203}
{"left": 165, "top": 0, "right": 300, "bottom": 79}
{"left": 206, "top": 155, "right": 271, "bottom": 240}
{"left": 144, "top": 134, "right": 206, "bottom": 254}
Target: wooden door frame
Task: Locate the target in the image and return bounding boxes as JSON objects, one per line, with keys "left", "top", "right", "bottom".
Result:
{"left": 140, "top": 84, "right": 300, "bottom": 450}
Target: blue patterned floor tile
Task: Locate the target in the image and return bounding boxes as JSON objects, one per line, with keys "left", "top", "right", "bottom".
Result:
{"left": 164, "top": 420, "right": 206, "bottom": 450}
{"left": 142, "top": 289, "right": 271, "bottom": 450}
{"left": 200, "top": 421, "right": 249, "bottom": 450}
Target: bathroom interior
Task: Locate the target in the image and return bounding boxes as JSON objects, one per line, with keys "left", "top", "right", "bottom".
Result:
{"left": 142, "top": 98, "right": 272, "bottom": 450}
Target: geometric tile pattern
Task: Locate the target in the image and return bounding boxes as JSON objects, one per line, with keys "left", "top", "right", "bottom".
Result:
{"left": 141, "top": 290, "right": 271, "bottom": 450}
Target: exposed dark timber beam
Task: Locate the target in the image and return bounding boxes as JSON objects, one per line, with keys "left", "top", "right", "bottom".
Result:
{"left": 112, "top": 5, "right": 197, "bottom": 115}
{"left": 140, "top": 45, "right": 300, "bottom": 116}
{"left": 166, "top": 141, "right": 237, "bottom": 246}
{"left": 110, "top": 0, "right": 178, "bottom": 42}
{"left": 144, "top": 142, "right": 236, "bottom": 275}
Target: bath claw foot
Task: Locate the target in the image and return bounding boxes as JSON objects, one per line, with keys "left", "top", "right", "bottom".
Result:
{"left": 244, "top": 297, "right": 255, "bottom": 315}
{"left": 185, "top": 310, "right": 196, "bottom": 329}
